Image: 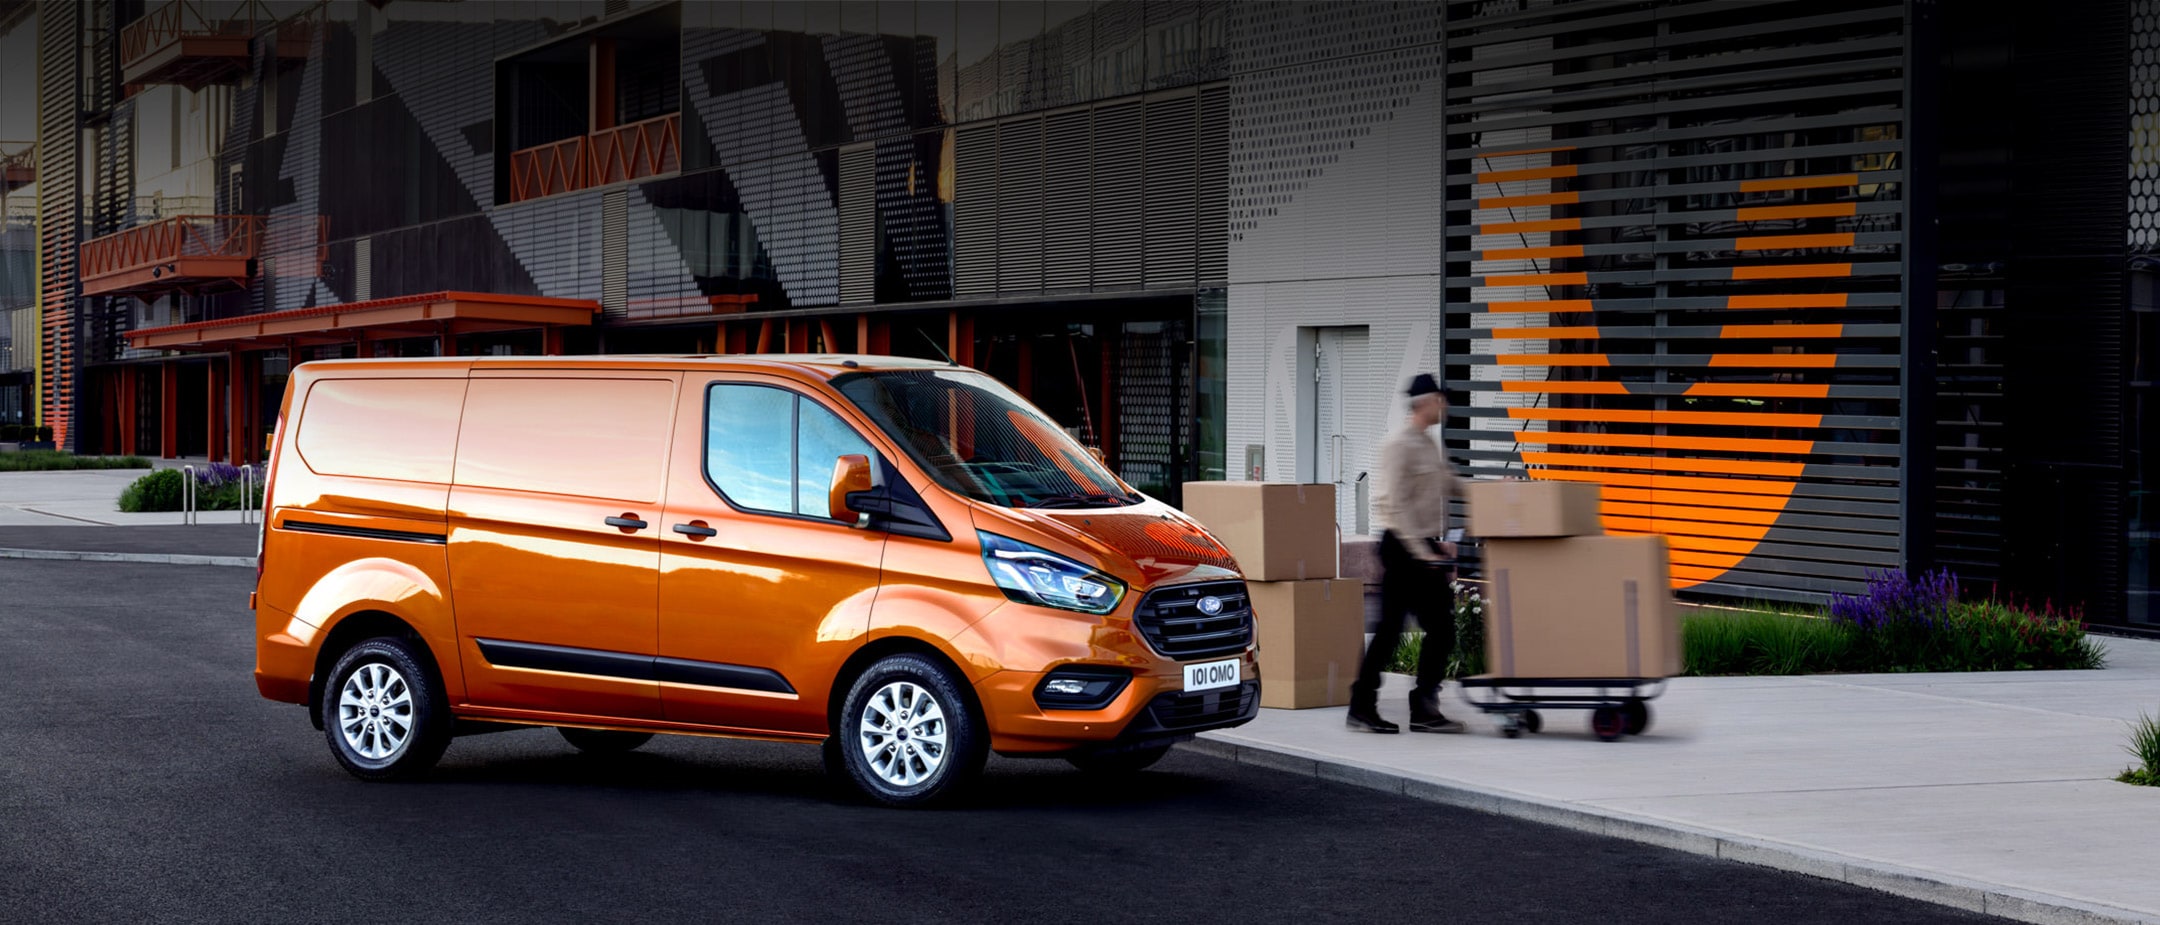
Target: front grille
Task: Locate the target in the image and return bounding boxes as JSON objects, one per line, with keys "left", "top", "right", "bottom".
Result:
{"left": 1133, "top": 580, "right": 1252, "bottom": 659}
{"left": 1146, "top": 682, "right": 1255, "bottom": 731}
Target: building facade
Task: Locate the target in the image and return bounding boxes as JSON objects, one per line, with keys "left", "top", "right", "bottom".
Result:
{"left": 3, "top": 0, "right": 2154, "bottom": 629}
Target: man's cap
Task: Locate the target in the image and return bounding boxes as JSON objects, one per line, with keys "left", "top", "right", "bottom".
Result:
{"left": 1407, "top": 373, "right": 1442, "bottom": 398}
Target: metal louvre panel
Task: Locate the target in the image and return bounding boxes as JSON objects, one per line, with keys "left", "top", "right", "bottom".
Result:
{"left": 1443, "top": 0, "right": 1908, "bottom": 600}
{"left": 1196, "top": 86, "right": 1228, "bottom": 285}
{"left": 997, "top": 119, "right": 1044, "bottom": 294}
{"left": 601, "top": 190, "right": 628, "bottom": 318}
{"left": 1091, "top": 101, "right": 1143, "bottom": 288}
{"left": 1042, "top": 111, "right": 1092, "bottom": 291}
{"left": 354, "top": 237, "right": 372, "bottom": 302}
{"left": 1143, "top": 95, "right": 1197, "bottom": 288}
{"left": 954, "top": 124, "right": 998, "bottom": 296}
{"left": 37, "top": 0, "right": 82, "bottom": 447}
{"left": 839, "top": 145, "right": 874, "bottom": 305}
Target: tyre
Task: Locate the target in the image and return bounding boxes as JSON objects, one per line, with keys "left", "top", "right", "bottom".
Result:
{"left": 558, "top": 727, "right": 654, "bottom": 754}
{"left": 1521, "top": 709, "right": 1543, "bottom": 734}
{"left": 1590, "top": 706, "right": 1625, "bottom": 742}
{"left": 1066, "top": 745, "right": 1171, "bottom": 775}
{"left": 321, "top": 636, "right": 451, "bottom": 781}
{"left": 1621, "top": 700, "right": 1651, "bottom": 736}
{"left": 834, "top": 653, "right": 988, "bottom": 808}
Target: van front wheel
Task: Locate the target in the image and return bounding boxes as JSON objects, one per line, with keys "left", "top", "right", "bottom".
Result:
{"left": 835, "top": 653, "right": 987, "bottom": 807}
{"left": 321, "top": 636, "right": 451, "bottom": 781}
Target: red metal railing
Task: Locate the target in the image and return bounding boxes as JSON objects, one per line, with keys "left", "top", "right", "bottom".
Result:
{"left": 80, "top": 215, "right": 263, "bottom": 288}
{"left": 120, "top": 1, "right": 266, "bottom": 70}
{"left": 509, "top": 113, "right": 682, "bottom": 203}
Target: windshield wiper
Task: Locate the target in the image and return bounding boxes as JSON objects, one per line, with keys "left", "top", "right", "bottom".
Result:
{"left": 1024, "top": 492, "right": 1137, "bottom": 509}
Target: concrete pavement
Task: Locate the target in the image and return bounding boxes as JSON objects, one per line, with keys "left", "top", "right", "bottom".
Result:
{"left": 0, "top": 468, "right": 256, "bottom": 526}
{"left": 1198, "top": 640, "right": 2160, "bottom": 924}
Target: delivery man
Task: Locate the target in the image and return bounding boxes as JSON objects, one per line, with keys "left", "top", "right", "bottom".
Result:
{"left": 1347, "top": 373, "right": 1466, "bottom": 734}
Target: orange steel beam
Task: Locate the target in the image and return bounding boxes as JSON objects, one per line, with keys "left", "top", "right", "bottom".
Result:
{"left": 80, "top": 215, "right": 266, "bottom": 297}
{"left": 509, "top": 113, "right": 680, "bottom": 202}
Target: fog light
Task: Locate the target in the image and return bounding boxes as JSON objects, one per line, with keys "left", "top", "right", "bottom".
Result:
{"left": 1034, "top": 667, "right": 1133, "bottom": 711}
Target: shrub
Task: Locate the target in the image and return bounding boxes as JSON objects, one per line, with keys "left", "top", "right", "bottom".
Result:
{"left": 1941, "top": 599, "right": 2105, "bottom": 671}
{"left": 2121, "top": 711, "right": 2160, "bottom": 787}
{"left": 1684, "top": 607, "right": 1851, "bottom": 676}
{"left": 118, "top": 468, "right": 187, "bottom": 512}
{"left": 1830, "top": 568, "right": 1959, "bottom": 671}
{"left": 0, "top": 451, "right": 153, "bottom": 471}
{"left": 35, "top": 425, "right": 51, "bottom": 442}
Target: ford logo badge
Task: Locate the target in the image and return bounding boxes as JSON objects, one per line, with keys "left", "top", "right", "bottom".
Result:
{"left": 1197, "top": 596, "right": 1224, "bottom": 616}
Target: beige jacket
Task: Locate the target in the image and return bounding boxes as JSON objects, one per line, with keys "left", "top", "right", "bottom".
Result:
{"left": 1372, "top": 420, "right": 1458, "bottom": 560}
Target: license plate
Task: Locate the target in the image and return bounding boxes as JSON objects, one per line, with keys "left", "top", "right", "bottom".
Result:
{"left": 1183, "top": 658, "right": 1241, "bottom": 692}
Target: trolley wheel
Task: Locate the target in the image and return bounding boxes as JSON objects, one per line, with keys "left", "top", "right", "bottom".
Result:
{"left": 1621, "top": 700, "right": 1651, "bottom": 736}
{"left": 1502, "top": 722, "right": 1523, "bottom": 739}
{"left": 1590, "top": 707, "right": 1625, "bottom": 742}
{"left": 1521, "top": 709, "right": 1543, "bottom": 734}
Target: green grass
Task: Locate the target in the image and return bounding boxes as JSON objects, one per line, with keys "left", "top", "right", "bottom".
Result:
{"left": 1684, "top": 606, "right": 1851, "bottom": 676}
{"left": 0, "top": 450, "right": 152, "bottom": 471}
{"left": 2120, "top": 711, "right": 2160, "bottom": 787}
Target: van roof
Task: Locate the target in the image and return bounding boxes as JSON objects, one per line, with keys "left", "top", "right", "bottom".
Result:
{"left": 294, "top": 354, "right": 964, "bottom": 378}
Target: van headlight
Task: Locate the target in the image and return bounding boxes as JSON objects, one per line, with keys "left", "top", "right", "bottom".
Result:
{"left": 979, "top": 532, "right": 1127, "bottom": 615}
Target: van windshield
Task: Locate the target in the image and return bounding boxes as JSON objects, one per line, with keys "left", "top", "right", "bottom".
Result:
{"left": 832, "top": 368, "right": 1140, "bottom": 509}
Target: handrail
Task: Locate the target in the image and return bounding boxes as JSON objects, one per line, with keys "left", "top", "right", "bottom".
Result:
{"left": 508, "top": 112, "right": 681, "bottom": 203}
{"left": 80, "top": 214, "right": 263, "bottom": 281}
{"left": 181, "top": 465, "right": 198, "bottom": 525}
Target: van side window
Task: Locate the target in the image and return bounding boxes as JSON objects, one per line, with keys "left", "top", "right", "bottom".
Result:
{"left": 707, "top": 384, "right": 873, "bottom": 517}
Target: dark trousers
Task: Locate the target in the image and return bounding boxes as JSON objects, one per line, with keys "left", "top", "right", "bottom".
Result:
{"left": 1351, "top": 530, "right": 1455, "bottom": 710}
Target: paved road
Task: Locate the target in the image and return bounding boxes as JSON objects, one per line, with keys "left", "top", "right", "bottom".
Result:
{"left": 0, "top": 559, "right": 2007, "bottom": 924}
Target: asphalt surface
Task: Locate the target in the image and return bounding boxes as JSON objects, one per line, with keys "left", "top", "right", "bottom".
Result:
{"left": 0, "top": 524, "right": 259, "bottom": 557}
{"left": 0, "top": 559, "right": 2009, "bottom": 924}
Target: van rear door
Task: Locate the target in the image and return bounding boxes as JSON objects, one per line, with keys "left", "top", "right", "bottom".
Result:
{"left": 446, "top": 371, "right": 681, "bottom": 721}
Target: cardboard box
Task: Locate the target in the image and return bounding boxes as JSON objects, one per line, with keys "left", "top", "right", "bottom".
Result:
{"left": 1179, "top": 481, "right": 1338, "bottom": 580}
{"left": 1248, "top": 578, "right": 1365, "bottom": 709}
{"left": 1467, "top": 479, "right": 1604, "bottom": 538}
{"left": 1481, "top": 535, "right": 1678, "bottom": 679}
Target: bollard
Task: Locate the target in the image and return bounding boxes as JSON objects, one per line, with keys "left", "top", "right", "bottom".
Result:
{"left": 181, "top": 465, "right": 197, "bottom": 526}
{"left": 239, "top": 465, "right": 255, "bottom": 525}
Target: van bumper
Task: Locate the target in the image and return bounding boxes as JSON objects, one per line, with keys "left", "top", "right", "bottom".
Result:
{"left": 975, "top": 649, "right": 1261, "bottom": 755}
{"left": 254, "top": 604, "right": 317, "bottom": 705}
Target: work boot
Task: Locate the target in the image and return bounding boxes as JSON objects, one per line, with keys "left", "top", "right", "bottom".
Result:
{"left": 1409, "top": 689, "right": 1466, "bottom": 734}
{"left": 1345, "top": 706, "right": 1399, "bottom": 734}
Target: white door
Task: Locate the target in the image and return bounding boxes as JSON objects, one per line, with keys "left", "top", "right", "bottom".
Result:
{"left": 1301, "top": 326, "right": 1374, "bottom": 534}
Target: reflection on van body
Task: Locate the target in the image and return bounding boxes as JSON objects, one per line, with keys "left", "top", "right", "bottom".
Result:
{"left": 253, "top": 355, "right": 1258, "bottom": 806}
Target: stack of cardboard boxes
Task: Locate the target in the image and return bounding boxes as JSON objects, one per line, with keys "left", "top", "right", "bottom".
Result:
{"left": 1465, "top": 481, "right": 1681, "bottom": 680}
{"left": 1180, "top": 482, "right": 1362, "bottom": 709}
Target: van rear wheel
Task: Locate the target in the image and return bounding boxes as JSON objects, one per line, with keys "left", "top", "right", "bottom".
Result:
{"left": 834, "top": 653, "right": 987, "bottom": 808}
{"left": 321, "top": 636, "right": 451, "bottom": 781}
{"left": 558, "top": 727, "right": 654, "bottom": 754}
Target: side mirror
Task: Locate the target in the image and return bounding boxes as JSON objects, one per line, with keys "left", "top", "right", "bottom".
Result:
{"left": 828, "top": 454, "right": 875, "bottom": 524}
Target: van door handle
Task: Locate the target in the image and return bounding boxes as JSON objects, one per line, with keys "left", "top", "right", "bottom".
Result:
{"left": 605, "top": 515, "right": 649, "bottom": 531}
{"left": 672, "top": 522, "right": 717, "bottom": 538}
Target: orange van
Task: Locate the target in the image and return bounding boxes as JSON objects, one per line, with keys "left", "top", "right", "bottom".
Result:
{"left": 252, "top": 355, "right": 1258, "bottom": 806}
